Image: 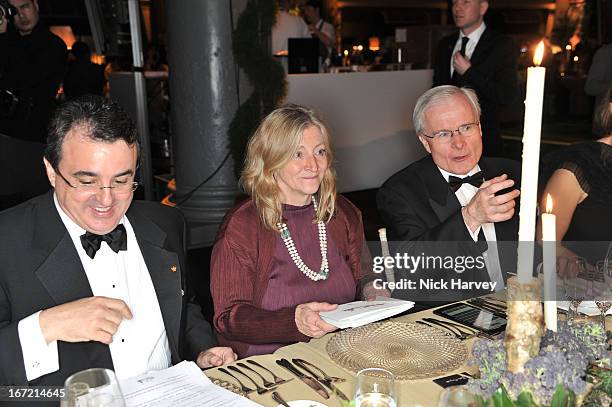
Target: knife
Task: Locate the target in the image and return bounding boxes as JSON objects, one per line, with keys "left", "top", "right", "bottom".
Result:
{"left": 292, "top": 359, "right": 349, "bottom": 402}
{"left": 275, "top": 358, "right": 329, "bottom": 399}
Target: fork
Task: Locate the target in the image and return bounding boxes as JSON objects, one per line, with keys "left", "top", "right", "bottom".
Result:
{"left": 424, "top": 317, "right": 476, "bottom": 338}
{"left": 228, "top": 365, "right": 277, "bottom": 395}
{"left": 246, "top": 359, "right": 290, "bottom": 385}
{"left": 237, "top": 362, "right": 275, "bottom": 388}
{"left": 416, "top": 320, "right": 457, "bottom": 338}
{"left": 218, "top": 367, "right": 254, "bottom": 395}
{"left": 420, "top": 318, "right": 473, "bottom": 340}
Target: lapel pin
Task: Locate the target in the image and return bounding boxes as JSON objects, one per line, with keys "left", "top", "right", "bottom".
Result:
{"left": 170, "top": 265, "right": 177, "bottom": 273}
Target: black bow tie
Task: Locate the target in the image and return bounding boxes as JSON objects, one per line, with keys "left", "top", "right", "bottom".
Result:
{"left": 448, "top": 171, "right": 484, "bottom": 192}
{"left": 80, "top": 224, "right": 127, "bottom": 259}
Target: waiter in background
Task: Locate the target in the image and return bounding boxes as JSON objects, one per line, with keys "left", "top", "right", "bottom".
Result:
{"left": 433, "top": 0, "right": 518, "bottom": 158}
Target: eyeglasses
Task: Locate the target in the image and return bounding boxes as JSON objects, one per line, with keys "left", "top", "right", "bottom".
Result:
{"left": 421, "top": 122, "right": 480, "bottom": 143}
{"left": 55, "top": 169, "right": 139, "bottom": 194}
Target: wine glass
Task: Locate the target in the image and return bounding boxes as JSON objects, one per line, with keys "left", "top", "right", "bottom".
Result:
{"left": 562, "top": 257, "right": 588, "bottom": 324}
{"left": 354, "top": 368, "right": 397, "bottom": 407}
{"left": 437, "top": 386, "right": 478, "bottom": 407}
{"left": 595, "top": 243, "right": 612, "bottom": 329}
{"left": 63, "top": 368, "right": 125, "bottom": 407}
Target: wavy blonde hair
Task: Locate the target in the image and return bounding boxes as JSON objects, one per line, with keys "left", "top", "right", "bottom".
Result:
{"left": 240, "top": 104, "right": 337, "bottom": 230}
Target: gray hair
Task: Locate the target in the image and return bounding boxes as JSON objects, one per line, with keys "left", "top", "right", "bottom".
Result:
{"left": 413, "top": 85, "right": 481, "bottom": 135}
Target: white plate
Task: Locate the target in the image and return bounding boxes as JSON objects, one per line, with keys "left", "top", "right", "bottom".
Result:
{"left": 275, "top": 400, "right": 328, "bottom": 407}
{"left": 557, "top": 301, "right": 612, "bottom": 316}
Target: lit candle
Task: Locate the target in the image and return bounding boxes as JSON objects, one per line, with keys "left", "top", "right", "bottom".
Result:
{"left": 542, "top": 194, "right": 557, "bottom": 331}
{"left": 517, "top": 41, "right": 546, "bottom": 283}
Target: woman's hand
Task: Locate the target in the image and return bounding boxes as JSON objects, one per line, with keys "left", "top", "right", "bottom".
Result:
{"left": 295, "top": 302, "right": 338, "bottom": 338}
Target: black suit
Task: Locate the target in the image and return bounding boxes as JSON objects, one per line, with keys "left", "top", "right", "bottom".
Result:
{"left": 433, "top": 27, "right": 519, "bottom": 157}
{"left": 0, "top": 192, "right": 216, "bottom": 386}
{"left": 376, "top": 155, "right": 520, "bottom": 302}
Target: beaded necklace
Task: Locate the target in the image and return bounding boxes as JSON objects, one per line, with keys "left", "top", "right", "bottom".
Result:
{"left": 276, "top": 197, "right": 329, "bottom": 281}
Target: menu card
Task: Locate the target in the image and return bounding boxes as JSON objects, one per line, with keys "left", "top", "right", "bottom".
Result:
{"left": 120, "top": 361, "right": 262, "bottom": 407}
{"left": 320, "top": 298, "right": 414, "bottom": 329}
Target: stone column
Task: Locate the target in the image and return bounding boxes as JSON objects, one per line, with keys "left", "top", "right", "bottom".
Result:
{"left": 166, "top": 0, "right": 240, "bottom": 248}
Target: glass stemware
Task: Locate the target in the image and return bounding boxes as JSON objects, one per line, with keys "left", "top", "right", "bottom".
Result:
{"left": 561, "top": 257, "right": 588, "bottom": 324}
{"left": 63, "top": 368, "right": 125, "bottom": 407}
{"left": 353, "top": 368, "right": 397, "bottom": 407}
{"left": 437, "top": 386, "right": 478, "bottom": 407}
{"left": 595, "top": 243, "right": 612, "bottom": 330}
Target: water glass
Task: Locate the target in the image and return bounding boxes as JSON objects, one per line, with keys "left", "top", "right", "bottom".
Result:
{"left": 63, "top": 368, "right": 125, "bottom": 407}
{"left": 354, "top": 368, "right": 396, "bottom": 407}
{"left": 437, "top": 386, "right": 478, "bottom": 407}
{"left": 561, "top": 257, "right": 587, "bottom": 324}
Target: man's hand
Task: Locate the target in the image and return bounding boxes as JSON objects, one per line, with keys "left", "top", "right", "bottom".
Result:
{"left": 453, "top": 52, "right": 471, "bottom": 75}
{"left": 39, "top": 297, "right": 132, "bottom": 344}
{"left": 462, "top": 174, "right": 520, "bottom": 232}
{"left": 196, "top": 347, "right": 237, "bottom": 368}
{"left": 295, "top": 302, "right": 338, "bottom": 338}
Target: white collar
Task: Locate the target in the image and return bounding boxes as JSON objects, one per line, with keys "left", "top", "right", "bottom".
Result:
{"left": 460, "top": 22, "right": 486, "bottom": 44}
{"left": 437, "top": 164, "right": 481, "bottom": 183}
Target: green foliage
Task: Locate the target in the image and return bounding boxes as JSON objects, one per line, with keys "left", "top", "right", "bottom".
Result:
{"left": 229, "top": 0, "right": 287, "bottom": 179}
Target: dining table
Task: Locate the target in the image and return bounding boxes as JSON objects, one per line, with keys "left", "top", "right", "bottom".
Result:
{"left": 203, "top": 294, "right": 610, "bottom": 407}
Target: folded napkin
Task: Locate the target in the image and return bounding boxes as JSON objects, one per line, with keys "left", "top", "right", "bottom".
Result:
{"left": 320, "top": 298, "right": 414, "bottom": 329}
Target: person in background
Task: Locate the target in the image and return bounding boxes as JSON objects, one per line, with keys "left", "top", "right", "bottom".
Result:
{"left": 539, "top": 85, "right": 612, "bottom": 265}
{"left": 272, "top": 0, "right": 309, "bottom": 56}
{"left": 0, "top": 95, "right": 235, "bottom": 385}
{"left": 303, "top": 0, "right": 335, "bottom": 69}
{"left": 0, "top": 0, "right": 67, "bottom": 209}
{"left": 432, "top": 0, "right": 518, "bottom": 158}
{"left": 584, "top": 43, "right": 612, "bottom": 135}
{"left": 63, "top": 41, "right": 106, "bottom": 100}
{"left": 211, "top": 104, "right": 382, "bottom": 358}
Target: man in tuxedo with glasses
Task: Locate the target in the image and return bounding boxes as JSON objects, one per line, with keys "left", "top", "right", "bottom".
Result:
{"left": 433, "top": 0, "right": 518, "bottom": 158}
{"left": 377, "top": 86, "right": 521, "bottom": 303}
{"left": 0, "top": 95, "right": 235, "bottom": 386}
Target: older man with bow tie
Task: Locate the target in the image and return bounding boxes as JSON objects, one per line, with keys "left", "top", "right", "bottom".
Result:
{"left": 377, "top": 85, "right": 521, "bottom": 303}
{"left": 0, "top": 95, "right": 235, "bottom": 386}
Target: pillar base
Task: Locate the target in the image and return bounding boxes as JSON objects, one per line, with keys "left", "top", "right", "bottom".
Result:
{"left": 178, "top": 184, "right": 239, "bottom": 248}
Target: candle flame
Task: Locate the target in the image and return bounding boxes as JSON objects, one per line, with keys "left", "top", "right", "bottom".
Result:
{"left": 546, "top": 194, "right": 553, "bottom": 214}
{"left": 534, "top": 41, "right": 545, "bottom": 66}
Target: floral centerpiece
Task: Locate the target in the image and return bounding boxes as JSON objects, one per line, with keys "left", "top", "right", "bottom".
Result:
{"left": 467, "top": 321, "right": 610, "bottom": 406}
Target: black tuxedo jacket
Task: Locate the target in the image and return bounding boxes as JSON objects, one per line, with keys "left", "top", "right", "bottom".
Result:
{"left": 377, "top": 155, "right": 521, "bottom": 302}
{"left": 433, "top": 27, "right": 519, "bottom": 157}
{"left": 0, "top": 192, "right": 216, "bottom": 385}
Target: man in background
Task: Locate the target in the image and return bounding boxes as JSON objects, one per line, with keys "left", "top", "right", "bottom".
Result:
{"left": 0, "top": 0, "right": 67, "bottom": 209}
{"left": 433, "top": 0, "right": 518, "bottom": 158}
{"left": 303, "top": 0, "right": 335, "bottom": 70}
{"left": 63, "top": 41, "right": 106, "bottom": 100}
{"left": 272, "top": 0, "right": 309, "bottom": 56}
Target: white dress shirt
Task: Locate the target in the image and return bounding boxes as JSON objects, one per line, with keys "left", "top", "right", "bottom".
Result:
{"left": 437, "top": 165, "right": 505, "bottom": 291}
{"left": 450, "top": 22, "right": 486, "bottom": 77}
{"left": 18, "top": 195, "right": 171, "bottom": 381}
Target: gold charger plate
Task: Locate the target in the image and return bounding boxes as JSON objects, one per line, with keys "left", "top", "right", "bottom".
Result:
{"left": 326, "top": 321, "right": 468, "bottom": 380}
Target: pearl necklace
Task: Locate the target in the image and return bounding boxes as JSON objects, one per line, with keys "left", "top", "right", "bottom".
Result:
{"left": 277, "top": 197, "right": 329, "bottom": 281}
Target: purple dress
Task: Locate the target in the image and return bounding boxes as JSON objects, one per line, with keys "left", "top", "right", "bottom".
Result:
{"left": 244, "top": 202, "right": 357, "bottom": 356}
